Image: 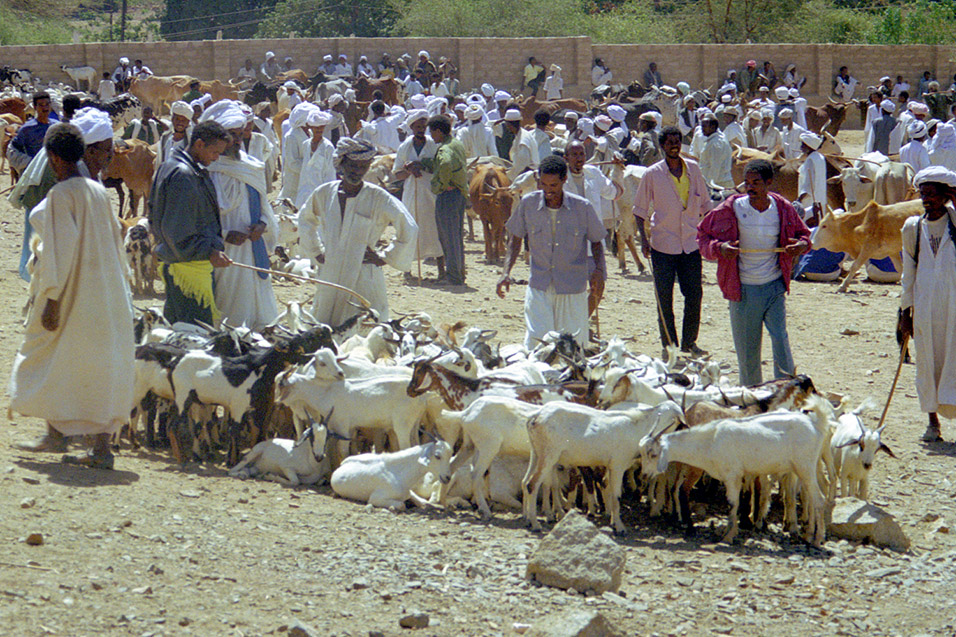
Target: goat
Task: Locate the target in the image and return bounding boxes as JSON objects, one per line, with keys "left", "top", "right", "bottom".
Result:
{"left": 330, "top": 440, "right": 453, "bottom": 509}
{"left": 831, "top": 398, "right": 896, "bottom": 501}
{"left": 124, "top": 218, "right": 156, "bottom": 295}
{"left": 522, "top": 401, "right": 684, "bottom": 534}
{"left": 228, "top": 409, "right": 336, "bottom": 486}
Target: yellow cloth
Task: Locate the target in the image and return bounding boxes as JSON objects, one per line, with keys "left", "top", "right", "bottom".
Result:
{"left": 671, "top": 166, "right": 690, "bottom": 207}
{"left": 524, "top": 63, "right": 544, "bottom": 85}
{"left": 166, "top": 260, "right": 219, "bottom": 320}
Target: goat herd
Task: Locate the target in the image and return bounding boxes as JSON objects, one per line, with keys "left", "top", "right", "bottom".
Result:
{"left": 129, "top": 303, "right": 895, "bottom": 548}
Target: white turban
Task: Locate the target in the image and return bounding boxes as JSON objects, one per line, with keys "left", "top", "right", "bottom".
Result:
{"left": 283, "top": 80, "right": 298, "bottom": 89}
{"left": 935, "top": 123, "right": 956, "bottom": 150}
{"left": 189, "top": 99, "right": 203, "bottom": 111}
{"left": 494, "top": 90, "right": 511, "bottom": 102}
{"left": 170, "top": 100, "right": 193, "bottom": 119}
{"left": 307, "top": 109, "right": 332, "bottom": 127}
{"left": 344, "top": 89, "right": 356, "bottom": 102}
{"left": 676, "top": 82, "right": 690, "bottom": 95}
{"left": 607, "top": 104, "right": 626, "bottom": 122}
{"left": 564, "top": 111, "right": 579, "bottom": 121}
{"left": 426, "top": 98, "right": 446, "bottom": 116}
{"left": 333, "top": 137, "right": 376, "bottom": 168}
{"left": 880, "top": 76, "right": 891, "bottom": 83}
{"left": 199, "top": 93, "right": 213, "bottom": 106}
{"left": 594, "top": 114, "right": 612, "bottom": 131}
{"left": 577, "top": 118, "right": 594, "bottom": 137}
{"left": 199, "top": 99, "right": 246, "bottom": 130}
{"left": 119, "top": 57, "right": 129, "bottom": 65}
{"left": 454, "top": 103, "right": 466, "bottom": 113}
{"left": 800, "top": 131, "right": 823, "bottom": 150}
{"left": 914, "top": 166, "right": 956, "bottom": 188}
{"left": 720, "top": 93, "right": 732, "bottom": 104}
{"left": 266, "top": 51, "right": 276, "bottom": 60}
{"left": 328, "top": 94, "right": 344, "bottom": 108}
{"left": 481, "top": 83, "right": 495, "bottom": 97}
{"left": 288, "top": 102, "right": 316, "bottom": 129}
{"left": 408, "top": 94, "right": 426, "bottom": 109}
{"left": 323, "top": 54, "right": 332, "bottom": 62}
{"left": 880, "top": 99, "right": 896, "bottom": 113}
{"left": 466, "top": 93, "right": 485, "bottom": 106}
{"left": 418, "top": 50, "right": 430, "bottom": 59}
{"left": 339, "top": 54, "right": 348, "bottom": 60}
{"left": 789, "top": 88, "right": 800, "bottom": 98}
{"left": 912, "top": 103, "right": 930, "bottom": 116}
{"left": 464, "top": 104, "right": 484, "bottom": 121}
{"left": 761, "top": 108, "right": 774, "bottom": 119}
{"left": 239, "top": 103, "right": 254, "bottom": 123}
{"left": 908, "top": 120, "right": 927, "bottom": 139}
{"left": 550, "top": 64, "right": 561, "bottom": 73}
{"left": 747, "top": 109, "right": 761, "bottom": 121}
{"left": 774, "top": 86, "right": 790, "bottom": 100}
{"left": 504, "top": 109, "right": 522, "bottom": 122}
{"left": 405, "top": 108, "right": 428, "bottom": 127}
{"left": 390, "top": 104, "right": 407, "bottom": 117}
{"left": 779, "top": 108, "right": 794, "bottom": 119}
{"left": 72, "top": 107, "right": 114, "bottom": 145}
{"left": 697, "top": 107, "right": 713, "bottom": 119}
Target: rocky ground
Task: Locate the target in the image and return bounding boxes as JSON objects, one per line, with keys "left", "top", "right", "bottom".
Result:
{"left": 2, "top": 130, "right": 956, "bottom": 636}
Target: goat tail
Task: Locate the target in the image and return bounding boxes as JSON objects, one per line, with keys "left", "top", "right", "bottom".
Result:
{"left": 228, "top": 447, "right": 260, "bottom": 476}
{"left": 852, "top": 396, "right": 879, "bottom": 416}
{"left": 804, "top": 394, "right": 834, "bottom": 436}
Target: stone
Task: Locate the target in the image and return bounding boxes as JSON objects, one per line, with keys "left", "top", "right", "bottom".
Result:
{"left": 398, "top": 612, "right": 429, "bottom": 629}
{"left": 20, "top": 497, "right": 36, "bottom": 509}
{"left": 527, "top": 610, "right": 622, "bottom": 637}
{"left": 369, "top": 632, "right": 386, "bottom": 637}
{"left": 288, "top": 619, "right": 318, "bottom": 637}
{"left": 829, "top": 498, "right": 911, "bottom": 551}
{"left": 25, "top": 533, "right": 44, "bottom": 546}
{"left": 526, "top": 511, "right": 626, "bottom": 595}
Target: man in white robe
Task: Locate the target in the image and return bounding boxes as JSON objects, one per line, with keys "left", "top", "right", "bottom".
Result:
{"left": 241, "top": 109, "right": 277, "bottom": 193}
{"left": 696, "top": 113, "right": 734, "bottom": 188}
{"left": 298, "top": 138, "right": 418, "bottom": 325}
{"left": 797, "top": 132, "right": 827, "bottom": 223}
{"left": 202, "top": 101, "right": 279, "bottom": 330}
{"left": 901, "top": 120, "right": 931, "bottom": 174}
{"left": 155, "top": 100, "right": 193, "bottom": 170}
{"left": 778, "top": 109, "right": 806, "bottom": 160}
{"left": 280, "top": 102, "right": 315, "bottom": 201}
{"left": 356, "top": 100, "right": 401, "bottom": 154}
{"left": 295, "top": 109, "right": 336, "bottom": 209}
{"left": 456, "top": 104, "right": 496, "bottom": 158}
{"left": 504, "top": 109, "right": 539, "bottom": 182}
{"left": 393, "top": 109, "right": 443, "bottom": 276}
{"left": 899, "top": 167, "right": 956, "bottom": 442}
{"left": 9, "top": 121, "right": 134, "bottom": 469}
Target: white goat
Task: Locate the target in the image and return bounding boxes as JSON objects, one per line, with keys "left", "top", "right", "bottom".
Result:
{"left": 331, "top": 441, "right": 453, "bottom": 509}
{"left": 228, "top": 411, "right": 332, "bottom": 486}
{"left": 830, "top": 398, "right": 896, "bottom": 500}
{"left": 638, "top": 395, "right": 833, "bottom": 546}
{"left": 523, "top": 401, "right": 684, "bottom": 534}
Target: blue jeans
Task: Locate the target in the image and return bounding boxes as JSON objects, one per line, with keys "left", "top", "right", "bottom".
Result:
{"left": 728, "top": 277, "right": 795, "bottom": 387}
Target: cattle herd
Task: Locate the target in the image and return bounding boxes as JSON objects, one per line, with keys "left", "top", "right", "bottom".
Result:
{"left": 0, "top": 59, "right": 916, "bottom": 548}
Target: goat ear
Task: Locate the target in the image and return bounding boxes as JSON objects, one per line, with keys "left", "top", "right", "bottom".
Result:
{"left": 835, "top": 436, "right": 863, "bottom": 449}
{"left": 879, "top": 442, "right": 898, "bottom": 459}
{"left": 656, "top": 445, "right": 669, "bottom": 475}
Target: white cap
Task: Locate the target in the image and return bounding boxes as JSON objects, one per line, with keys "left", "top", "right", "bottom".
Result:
{"left": 418, "top": 50, "right": 429, "bottom": 58}
{"left": 481, "top": 83, "right": 494, "bottom": 97}
{"left": 494, "top": 90, "right": 511, "bottom": 102}
{"left": 880, "top": 99, "right": 896, "bottom": 113}
{"left": 409, "top": 94, "right": 426, "bottom": 109}
{"left": 720, "top": 93, "right": 732, "bottom": 103}
{"left": 504, "top": 109, "right": 522, "bottom": 122}
{"left": 550, "top": 64, "right": 561, "bottom": 72}
{"left": 607, "top": 104, "right": 626, "bottom": 122}
{"left": 779, "top": 108, "right": 794, "bottom": 119}
{"left": 564, "top": 111, "right": 579, "bottom": 121}
{"left": 170, "top": 100, "right": 192, "bottom": 119}
{"left": 323, "top": 54, "right": 333, "bottom": 62}
{"left": 774, "top": 86, "right": 790, "bottom": 100}
{"left": 800, "top": 131, "right": 823, "bottom": 150}
{"left": 266, "top": 51, "right": 276, "bottom": 59}
{"left": 908, "top": 120, "right": 927, "bottom": 138}
{"left": 328, "top": 93, "right": 344, "bottom": 107}
{"left": 72, "top": 107, "right": 114, "bottom": 145}
{"left": 119, "top": 56, "right": 129, "bottom": 65}
{"left": 307, "top": 109, "right": 332, "bottom": 127}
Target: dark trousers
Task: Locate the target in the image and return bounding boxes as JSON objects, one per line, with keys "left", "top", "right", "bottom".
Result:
{"left": 435, "top": 189, "right": 466, "bottom": 284}
{"left": 162, "top": 264, "right": 214, "bottom": 326}
{"left": 650, "top": 249, "right": 702, "bottom": 349}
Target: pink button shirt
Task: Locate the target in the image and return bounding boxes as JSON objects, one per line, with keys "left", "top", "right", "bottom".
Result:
{"left": 632, "top": 158, "right": 712, "bottom": 255}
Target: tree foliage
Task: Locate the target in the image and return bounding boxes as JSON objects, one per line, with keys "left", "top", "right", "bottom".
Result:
{"left": 160, "top": 0, "right": 276, "bottom": 41}
{"left": 256, "top": 0, "right": 397, "bottom": 38}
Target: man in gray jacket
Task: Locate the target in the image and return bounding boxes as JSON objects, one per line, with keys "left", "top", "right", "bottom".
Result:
{"left": 148, "top": 120, "right": 232, "bottom": 325}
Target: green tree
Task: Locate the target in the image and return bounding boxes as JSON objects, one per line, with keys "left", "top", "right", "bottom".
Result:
{"left": 257, "top": 0, "right": 397, "bottom": 38}
{"left": 160, "top": 0, "right": 275, "bottom": 41}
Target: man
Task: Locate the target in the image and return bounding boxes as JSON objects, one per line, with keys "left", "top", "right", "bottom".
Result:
{"left": 280, "top": 102, "right": 314, "bottom": 202}
{"left": 261, "top": 51, "right": 281, "bottom": 80}
{"left": 181, "top": 79, "right": 202, "bottom": 103}
{"left": 444, "top": 68, "right": 460, "bottom": 98}
{"left": 7, "top": 92, "right": 58, "bottom": 175}
{"left": 281, "top": 56, "right": 294, "bottom": 73}
{"left": 324, "top": 94, "right": 350, "bottom": 145}
{"left": 899, "top": 166, "right": 956, "bottom": 442}
{"left": 797, "top": 131, "right": 826, "bottom": 225}
{"left": 503, "top": 109, "right": 539, "bottom": 183}
{"left": 869, "top": 99, "right": 901, "bottom": 156}
{"left": 319, "top": 54, "right": 337, "bottom": 76}
{"left": 677, "top": 95, "right": 697, "bottom": 150}
{"left": 356, "top": 100, "right": 402, "bottom": 154}
{"left": 356, "top": 55, "right": 375, "bottom": 78}
{"left": 633, "top": 125, "right": 712, "bottom": 356}
{"left": 199, "top": 101, "right": 279, "bottom": 330}
{"left": 918, "top": 71, "right": 935, "bottom": 98}
{"left": 420, "top": 116, "right": 467, "bottom": 286}
{"left": 298, "top": 138, "right": 418, "bottom": 325}
{"left": 531, "top": 109, "right": 552, "bottom": 161}
{"left": 236, "top": 58, "right": 257, "bottom": 87}
{"left": 738, "top": 60, "right": 759, "bottom": 97}
{"left": 416, "top": 50, "right": 437, "bottom": 78}
{"left": 643, "top": 62, "right": 663, "bottom": 89}
{"left": 112, "top": 56, "right": 132, "bottom": 91}
{"left": 335, "top": 54, "right": 354, "bottom": 78}
{"left": 155, "top": 100, "right": 193, "bottom": 169}
{"left": 901, "top": 120, "right": 931, "bottom": 173}
{"left": 281, "top": 81, "right": 304, "bottom": 111}
{"left": 457, "top": 104, "right": 496, "bottom": 159}
{"left": 404, "top": 69, "right": 426, "bottom": 100}
{"left": 753, "top": 109, "right": 782, "bottom": 154}
{"left": 393, "top": 110, "right": 442, "bottom": 278}
{"left": 523, "top": 57, "right": 545, "bottom": 97}
{"left": 294, "top": 109, "right": 335, "bottom": 208}
{"left": 241, "top": 105, "right": 277, "bottom": 192}
{"left": 97, "top": 71, "right": 116, "bottom": 101}
{"left": 378, "top": 53, "right": 395, "bottom": 78}
{"left": 591, "top": 58, "right": 612, "bottom": 87}
{"left": 761, "top": 61, "right": 778, "bottom": 90}
{"left": 722, "top": 106, "right": 746, "bottom": 149}
{"left": 498, "top": 155, "right": 606, "bottom": 348}
{"left": 879, "top": 75, "right": 893, "bottom": 97}
{"left": 779, "top": 108, "right": 806, "bottom": 160}
{"left": 893, "top": 75, "right": 911, "bottom": 98}
{"left": 698, "top": 159, "right": 811, "bottom": 386}
{"left": 834, "top": 66, "right": 858, "bottom": 101}
{"left": 122, "top": 105, "right": 167, "bottom": 145}
{"left": 149, "top": 121, "right": 233, "bottom": 325}
{"left": 624, "top": 112, "right": 662, "bottom": 167}
{"left": 132, "top": 59, "right": 153, "bottom": 80}
{"left": 696, "top": 112, "right": 734, "bottom": 189}
{"left": 790, "top": 87, "right": 808, "bottom": 129}
{"left": 9, "top": 122, "right": 134, "bottom": 469}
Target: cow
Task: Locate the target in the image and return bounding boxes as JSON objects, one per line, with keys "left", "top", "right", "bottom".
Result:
{"left": 607, "top": 163, "right": 648, "bottom": 274}
{"left": 518, "top": 95, "right": 589, "bottom": 127}
{"left": 199, "top": 79, "right": 240, "bottom": 104}
{"left": 826, "top": 152, "right": 887, "bottom": 213}
{"left": 0, "top": 66, "right": 30, "bottom": 86}
{"left": 2, "top": 120, "right": 20, "bottom": 183}
{"left": 275, "top": 69, "right": 311, "bottom": 85}
{"left": 0, "top": 96, "right": 27, "bottom": 122}
{"left": 469, "top": 164, "right": 513, "bottom": 263}
{"left": 811, "top": 199, "right": 924, "bottom": 292}
{"left": 313, "top": 78, "right": 351, "bottom": 104}
{"left": 102, "top": 139, "right": 156, "bottom": 217}
{"left": 129, "top": 75, "right": 196, "bottom": 114}
{"left": 60, "top": 64, "right": 96, "bottom": 91}
{"left": 804, "top": 100, "right": 848, "bottom": 136}
{"left": 354, "top": 76, "right": 401, "bottom": 106}
{"left": 243, "top": 80, "right": 283, "bottom": 107}
{"left": 80, "top": 93, "right": 142, "bottom": 130}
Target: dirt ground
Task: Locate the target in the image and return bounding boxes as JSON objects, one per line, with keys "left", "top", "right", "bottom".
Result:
{"left": 2, "top": 129, "right": 956, "bottom": 637}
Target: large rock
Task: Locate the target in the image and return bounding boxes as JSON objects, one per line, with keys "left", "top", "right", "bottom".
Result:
{"left": 526, "top": 510, "right": 626, "bottom": 594}
{"left": 829, "top": 497, "right": 911, "bottom": 551}
{"left": 527, "top": 610, "right": 621, "bottom": 637}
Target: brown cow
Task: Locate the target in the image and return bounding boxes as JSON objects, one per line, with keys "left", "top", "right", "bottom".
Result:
{"left": 0, "top": 96, "right": 26, "bottom": 122}
{"left": 517, "top": 96, "right": 588, "bottom": 127}
{"left": 103, "top": 139, "right": 156, "bottom": 217}
{"left": 804, "top": 100, "right": 848, "bottom": 136}
{"left": 275, "top": 69, "right": 310, "bottom": 85}
{"left": 1, "top": 121, "right": 20, "bottom": 183}
{"left": 199, "top": 79, "right": 240, "bottom": 104}
{"left": 354, "top": 77, "right": 401, "bottom": 106}
{"left": 811, "top": 198, "right": 924, "bottom": 292}
{"left": 130, "top": 75, "right": 196, "bottom": 114}
{"left": 469, "top": 164, "right": 513, "bottom": 263}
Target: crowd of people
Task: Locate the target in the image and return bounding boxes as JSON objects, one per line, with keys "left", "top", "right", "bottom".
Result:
{"left": 6, "top": 48, "right": 956, "bottom": 469}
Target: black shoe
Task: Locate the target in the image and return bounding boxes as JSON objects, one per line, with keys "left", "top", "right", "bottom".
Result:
{"left": 62, "top": 451, "right": 115, "bottom": 470}
{"left": 681, "top": 344, "right": 708, "bottom": 357}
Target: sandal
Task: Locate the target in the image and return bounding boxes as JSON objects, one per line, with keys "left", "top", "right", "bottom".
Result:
{"left": 62, "top": 451, "right": 115, "bottom": 470}
{"left": 15, "top": 434, "right": 68, "bottom": 454}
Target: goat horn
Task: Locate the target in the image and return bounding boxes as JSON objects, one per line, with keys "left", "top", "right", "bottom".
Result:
{"left": 661, "top": 386, "right": 677, "bottom": 404}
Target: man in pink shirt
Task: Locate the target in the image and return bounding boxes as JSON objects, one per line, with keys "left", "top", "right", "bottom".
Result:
{"left": 633, "top": 126, "right": 712, "bottom": 356}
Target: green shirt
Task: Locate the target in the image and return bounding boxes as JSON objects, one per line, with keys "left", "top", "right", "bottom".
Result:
{"left": 182, "top": 89, "right": 202, "bottom": 103}
{"left": 423, "top": 138, "right": 467, "bottom": 196}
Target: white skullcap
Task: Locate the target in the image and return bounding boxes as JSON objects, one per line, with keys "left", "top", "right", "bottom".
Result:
{"left": 912, "top": 103, "right": 930, "bottom": 115}
{"left": 199, "top": 93, "right": 213, "bottom": 105}
{"left": 914, "top": 166, "right": 956, "bottom": 188}
{"left": 307, "top": 109, "right": 332, "bottom": 127}
{"left": 577, "top": 118, "right": 594, "bottom": 137}
{"left": 200, "top": 99, "right": 247, "bottom": 130}
{"left": 494, "top": 90, "right": 511, "bottom": 102}
{"left": 789, "top": 88, "right": 800, "bottom": 98}
{"left": 328, "top": 93, "right": 344, "bottom": 107}
{"left": 550, "top": 64, "right": 561, "bottom": 73}
{"left": 747, "top": 109, "right": 761, "bottom": 120}
{"left": 774, "top": 86, "right": 790, "bottom": 100}
{"left": 607, "top": 104, "right": 626, "bottom": 122}
{"left": 594, "top": 114, "right": 612, "bottom": 131}
{"left": 283, "top": 80, "right": 298, "bottom": 89}
{"left": 880, "top": 76, "right": 891, "bottom": 83}
{"left": 907, "top": 120, "right": 927, "bottom": 138}
{"left": 323, "top": 54, "right": 332, "bottom": 62}
{"left": 720, "top": 93, "right": 732, "bottom": 103}
{"left": 405, "top": 108, "right": 428, "bottom": 127}
{"left": 800, "top": 131, "right": 823, "bottom": 150}
{"left": 266, "top": 51, "right": 276, "bottom": 59}
{"left": 418, "top": 50, "right": 429, "bottom": 58}
{"left": 408, "top": 94, "right": 426, "bottom": 109}
{"left": 454, "top": 102, "right": 466, "bottom": 113}
{"left": 119, "top": 57, "right": 129, "bottom": 65}
{"left": 677, "top": 82, "right": 690, "bottom": 95}
{"left": 170, "top": 100, "right": 192, "bottom": 119}
{"left": 881, "top": 99, "right": 896, "bottom": 113}
{"left": 288, "top": 102, "right": 316, "bottom": 129}
{"left": 564, "top": 111, "right": 579, "bottom": 120}
{"left": 761, "top": 108, "right": 774, "bottom": 119}
{"left": 481, "top": 83, "right": 495, "bottom": 97}
{"left": 779, "top": 108, "right": 794, "bottom": 118}
{"left": 504, "top": 109, "right": 522, "bottom": 122}
{"left": 464, "top": 104, "right": 484, "bottom": 120}
{"left": 72, "top": 107, "right": 113, "bottom": 145}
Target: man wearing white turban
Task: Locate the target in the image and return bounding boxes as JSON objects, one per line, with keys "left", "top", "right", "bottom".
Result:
{"left": 393, "top": 109, "right": 443, "bottom": 275}
{"left": 280, "top": 102, "right": 315, "bottom": 201}
{"left": 123, "top": 104, "right": 167, "bottom": 146}
{"left": 696, "top": 112, "right": 734, "bottom": 189}
{"left": 901, "top": 120, "right": 931, "bottom": 173}
{"left": 502, "top": 109, "right": 538, "bottom": 182}
{"left": 355, "top": 100, "right": 402, "bottom": 154}
{"left": 929, "top": 122, "right": 956, "bottom": 171}
{"left": 298, "top": 137, "right": 418, "bottom": 325}
{"left": 201, "top": 101, "right": 279, "bottom": 329}
{"left": 295, "top": 109, "right": 336, "bottom": 209}
{"left": 900, "top": 166, "right": 956, "bottom": 441}
{"left": 456, "top": 104, "right": 496, "bottom": 159}
{"left": 868, "top": 98, "right": 901, "bottom": 155}
{"left": 544, "top": 64, "right": 563, "bottom": 101}
{"left": 778, "top": 109, "right": 806, "bottom": 160}
{"left": 240, "top": 104, "right": 277, "bottom": 193}
{"left": 752, "top": 108, "right": 782, "bottom": 154}
{"left": 261, "top": 51, "right": 281, "bottom": 81}
{"left": 797, "top": 131, "right": 826, "bottom": 223}
{"left": 155, "top": 100, "right": 193, "bottom": 170}
{"left": 112, "top": 56, "right": 132, "bottom": 91}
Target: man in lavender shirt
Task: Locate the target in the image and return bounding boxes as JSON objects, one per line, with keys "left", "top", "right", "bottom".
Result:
{"left": 633, "top": 125, "right": 712, "bottom": 356}
{"left": 497, "top": 155, "right": 607, "bottom": 349}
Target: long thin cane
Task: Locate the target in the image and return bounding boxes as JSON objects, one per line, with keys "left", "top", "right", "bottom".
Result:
{"left": 230, "top": 261, "right": 371, "bottom": 310}
{"left": 876, "top": 334, "right": 909, "bottom": 430}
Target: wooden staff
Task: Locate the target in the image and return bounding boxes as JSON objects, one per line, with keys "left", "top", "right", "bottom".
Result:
{"left": 738, "top": 247, "right": 787, "bottom": 253}
{"left": 876, "top": 334, "right": 909, "bottom": 430}
{"left": 821, "top": 153, "right": 885, "bottom": 166}
{"left": 230, "top": 261, "right": 371, "bottom": 309}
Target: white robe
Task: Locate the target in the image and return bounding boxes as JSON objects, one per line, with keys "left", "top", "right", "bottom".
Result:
{"left": 394, "top": 136, "right": 443, "bottom": 261}
{"left": 544, "top": 74, "right": 563, "bottom": 100}
{"left": 780, "top": 124, "right": 806, "bottom": 160}
{"left": 792, "top": 97, "right": 808, "bottom": 129}
{"left": 798, "top": 151, "right": 827, "bottom": 208}
{"left": 863, "top": 103, "right": 880, "bottom": 153}
{"left": 902, "top": 211, "right": 956, "bottom": 418}
{"left": 901, "top": 139, "right": 931, "bottom": 174}
{"left": 9, "top": 177, "right": 134, "bottom": 434}
{"left": 299, "top": 181, "right": 418, "bottom": 325}
{"left": 209, "top": 152, "right": 279, "bottom": 330}
{"left": 280, "top": 127, "right": 309, "bottom": 201}
{"left": 508, "top": 128, "right": 539, "bottom": 182}
{"left": 698, "top": 131, "right": 734, "bottom": 188}
{"left": 295, "top": 136, "right": 336, "bottom": 210}
{"left": 456, "top": 121, "right": 496, "bottom": 159}
{"left": 246, "top": 131, "right": 277, "bottom": 193}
